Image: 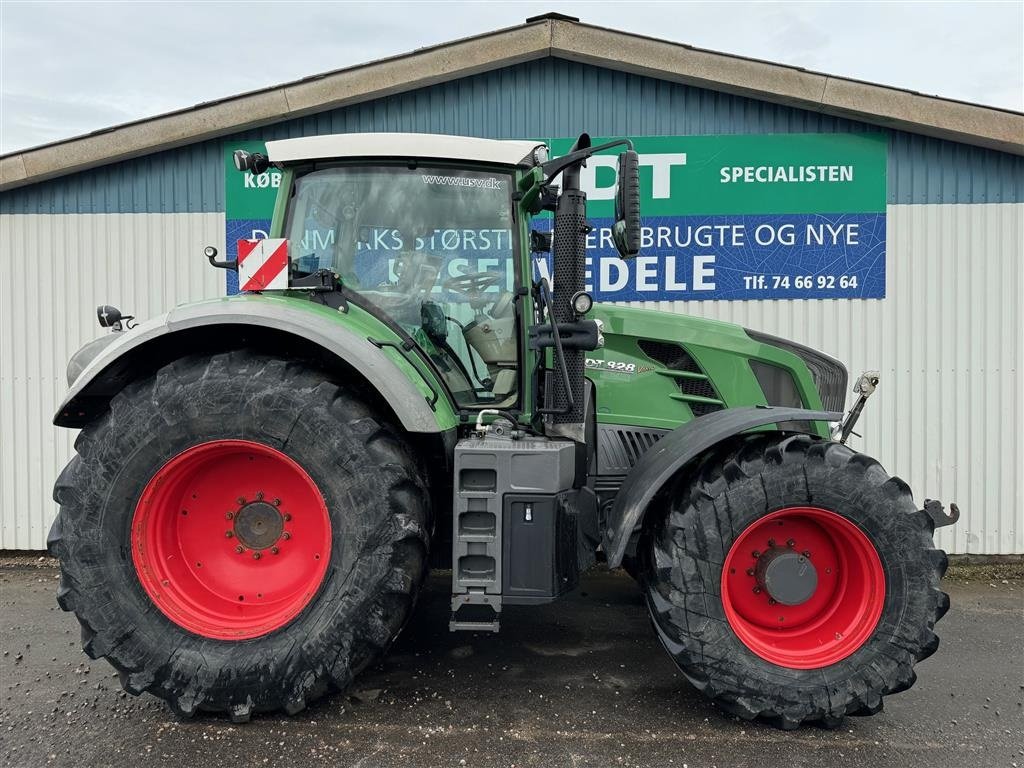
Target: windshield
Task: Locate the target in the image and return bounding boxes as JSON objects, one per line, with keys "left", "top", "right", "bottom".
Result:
{"left": 284, "top": 165, "right": 519, "bottom": 408}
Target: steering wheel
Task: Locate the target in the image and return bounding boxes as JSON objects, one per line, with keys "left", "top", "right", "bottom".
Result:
{"left": 443, "top": 270, "right": 503, "bottom": 296}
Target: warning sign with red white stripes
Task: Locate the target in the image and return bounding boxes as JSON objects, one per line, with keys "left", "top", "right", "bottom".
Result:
{"left": 237, "top": 238, "right": 289, "bottom": 291}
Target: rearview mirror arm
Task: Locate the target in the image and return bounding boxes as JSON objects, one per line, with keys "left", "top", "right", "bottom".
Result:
{"left": 540, "top": 138, "right": 634, "bottom": 184}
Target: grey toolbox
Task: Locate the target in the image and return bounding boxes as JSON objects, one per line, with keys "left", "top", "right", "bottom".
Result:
{"left": 450, "top": 418, "right": 578, "bottom": 631}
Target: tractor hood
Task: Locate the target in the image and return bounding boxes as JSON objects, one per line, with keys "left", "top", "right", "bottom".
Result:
{"left": 585, "top": 304, "right": 847, "bottom": 433}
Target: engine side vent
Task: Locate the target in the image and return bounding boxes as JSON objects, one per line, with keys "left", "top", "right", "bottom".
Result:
{"left": 596, "top": 425, "right": 668, "bottom": 475}
{"left": 636, "top": 339, "right": 724, "bottom": 417}
{"left": 637, "top": 340, "right": 702, "bottom": 373}
{"left": 745, "top": 329, "right": 849, "bottom": 413}
{"left": 689, "top": 402, "right": 721, "bottom": 417}
{"left": 676, "top": 376, "right": 719, "bottom": 400}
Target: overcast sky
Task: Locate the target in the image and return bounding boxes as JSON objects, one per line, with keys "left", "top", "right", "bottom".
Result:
{"left": 1, "top": 1, "right": 1021, "bottom": 154}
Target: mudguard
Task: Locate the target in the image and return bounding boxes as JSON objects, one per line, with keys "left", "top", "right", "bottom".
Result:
{"left": 55, "top": 294, "right": 456, "bottom": 433}
{"left": 602, "top": 406, "right": 842, "bottom": 568}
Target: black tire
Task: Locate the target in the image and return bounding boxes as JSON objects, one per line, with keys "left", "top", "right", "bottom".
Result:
{"left": 620, "top": 554, "right": 642, "bottom": 582}
{"left": 48, "top": 351, "right": 430, "bottom": 721}
{"left": 641, "top": 433, "right": 949, "bottom": 729}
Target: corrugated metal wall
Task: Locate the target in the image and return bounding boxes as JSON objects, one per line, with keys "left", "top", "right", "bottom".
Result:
{"left": 1, "top": 205, "right": 1018, "bottom": 552}
{"left": 1, "top": 56, "right": 1021, "bottom": 552}
{"left": 0, "top": 213, "right": 224, "bottom": 549}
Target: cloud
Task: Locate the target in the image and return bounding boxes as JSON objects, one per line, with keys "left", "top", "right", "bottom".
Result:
{"left": 1, "top": 1, "right": 1021, "bottom": 154}
{"left": 1, "top": 91, "right": 138, "bottom": 147}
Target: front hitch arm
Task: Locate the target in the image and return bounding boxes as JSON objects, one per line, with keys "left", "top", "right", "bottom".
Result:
{"left": 835, "top": 370, "right": 879, "bottom": 444}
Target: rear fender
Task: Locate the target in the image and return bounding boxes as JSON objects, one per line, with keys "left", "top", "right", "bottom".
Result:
{"left": 55, "top": 295, "right": 457, "bottom": 433}
{"left": 602, "top": 406, "right": 841, "bottom": 568}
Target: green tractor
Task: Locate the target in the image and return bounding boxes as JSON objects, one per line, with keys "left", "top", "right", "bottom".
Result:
{"left": 49, "top": 132, "right": 957, "bottom": 729}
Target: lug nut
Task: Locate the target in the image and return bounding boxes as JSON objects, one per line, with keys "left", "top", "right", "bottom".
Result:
{"left": 802, "top": 550, "right": 811, "bottom": 558}
{"left": 282, "top": 532, "right": 291, "bottom": 540}
{"left": 752, "top": 586, "right": 762, "bottom": 594}
{"left": 746, "top": 568, "right": 755, "bottom": 576}
{"left": 767, "top": 538, "right": 776, "bottom": 547}
{"left": 225, "top": 531, "right": 234, "bottom": 538}
{"left": 225, "top": 512, "right": 234, "bottom": 520}
{"left": 256, "top": 491, "right": 264, "bottom": 501}
{"left": 271, "top": 546, "right": 279, "bottom": 555}
{"left": 235, "top": 545, "right": 244, "bottom": 554}
{"left": 273, "top": 498, "right": 281, "bottom": 506}
{"left": 252, "top": 552, "right": 261, "bottom": 560}
{"left": 786, "top": 538, "right": 796, "bottom": 548}
{"left": 751, "top": 550, "right": 761, "bottom": 559}
{"left": 768, "top": 598, "right": 777, "bottom": 605}
{"left": 237, "top": 497, "right": 246, "bottom": 505}
{"left": 283, "top": 513, "right": 292, "bottom": 522}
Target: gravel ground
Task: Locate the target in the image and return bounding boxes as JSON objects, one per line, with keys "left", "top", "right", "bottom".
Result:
{"left": 0, "top": 559, "right": 1021, "bottom": 768}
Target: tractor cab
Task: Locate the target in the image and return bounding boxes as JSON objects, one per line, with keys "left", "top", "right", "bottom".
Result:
{"left": 279, "top": 154, "right": 523, "bottom": 407}
{"left": 232, "top": 132, "right": 640, "bottom": 416}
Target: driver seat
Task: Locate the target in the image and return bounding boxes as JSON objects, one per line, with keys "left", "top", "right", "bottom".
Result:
{"left": 359, "top": 250, "right": 442, "bottom": 325}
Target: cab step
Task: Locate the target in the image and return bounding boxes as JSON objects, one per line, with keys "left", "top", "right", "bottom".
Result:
{"left": 448, "top": 616, "right": 501, "bottom": 633}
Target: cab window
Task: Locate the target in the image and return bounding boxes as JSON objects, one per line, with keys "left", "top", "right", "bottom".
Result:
{"left": 284, "top": 165, "right": 519, "bottom": 407}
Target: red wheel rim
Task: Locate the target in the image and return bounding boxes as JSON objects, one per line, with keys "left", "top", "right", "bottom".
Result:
{"left": 721, "top": 507, "right": 885, "bottom": 669}
{"left": 131, "top": 440, "right": 331, "bottom": 640}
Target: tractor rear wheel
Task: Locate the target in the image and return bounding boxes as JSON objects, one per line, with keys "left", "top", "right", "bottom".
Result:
{"left": 641, "top": 433, "right": 949, "bottom": 729}
{"left": 49, "top": 351, "right": 430, "bottom": 720}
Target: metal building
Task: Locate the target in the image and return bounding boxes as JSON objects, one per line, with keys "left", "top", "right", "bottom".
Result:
{"left": 1, "top": 15, "right": 1022, "bottom": 553}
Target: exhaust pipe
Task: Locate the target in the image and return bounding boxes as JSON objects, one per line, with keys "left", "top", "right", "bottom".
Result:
{"left": 548, "top": 134, "right": 591, "bottom": 442}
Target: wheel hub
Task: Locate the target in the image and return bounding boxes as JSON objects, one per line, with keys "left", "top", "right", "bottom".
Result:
{"left": 720, "top": 506, "right": 886, "bottom": 669}
{"left": 131, "top": 439, "right": 331, "bottom": 640}
{"left": 755, "top": 547, "right": 818, "bottom": 606}
{"left": 233, "top": 501, "right": 284, "bottom": 550}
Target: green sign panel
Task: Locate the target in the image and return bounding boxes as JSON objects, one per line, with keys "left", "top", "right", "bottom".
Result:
{"left": 548, "top": 132, "right": 886, "bottom": 215}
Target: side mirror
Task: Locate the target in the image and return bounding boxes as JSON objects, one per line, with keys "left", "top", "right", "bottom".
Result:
{"left": 612, "top": 150, "right": 641, "bottom": 259}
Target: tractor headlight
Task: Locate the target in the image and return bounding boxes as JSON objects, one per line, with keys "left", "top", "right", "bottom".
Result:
{"left": 96, "top": 304, "right": 122, "bottom": 328}
{"left": 231, "top": 149, "right": 270, "bottom": 175}
{"left": 571, "top": 291, "right": 593, "bottom": 316}
{"left": 232, "top": 149, "right": 252, "bottom": 172}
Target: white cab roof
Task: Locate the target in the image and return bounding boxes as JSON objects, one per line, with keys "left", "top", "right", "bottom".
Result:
{"left": 266, "top": 133, "right": 546, "bottom": 166}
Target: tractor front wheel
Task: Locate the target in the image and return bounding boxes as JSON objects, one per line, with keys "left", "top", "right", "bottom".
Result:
{"left": 642, "top": 433, "right": 949, "bottom": 729}
{"left": 49, "top": 351, "right": 430, "bottom": 720}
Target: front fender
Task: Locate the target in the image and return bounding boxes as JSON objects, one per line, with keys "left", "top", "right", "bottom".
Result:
{"left": 55, "top": 294, "right": 457, "bottom": 433}
{"left": 602, "top": 406, "right": 841, "bottom": 568}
